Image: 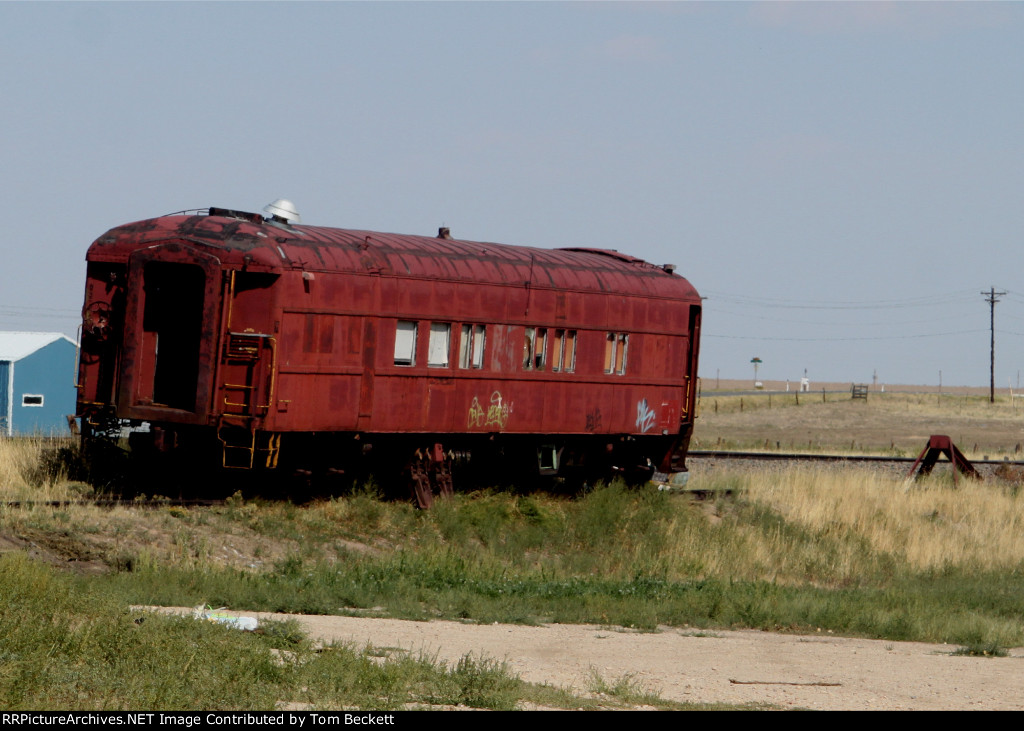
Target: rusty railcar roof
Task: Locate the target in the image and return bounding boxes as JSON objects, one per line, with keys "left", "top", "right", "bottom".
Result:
{"left": 88, "top": 211, "right": 700, "bottom": 301}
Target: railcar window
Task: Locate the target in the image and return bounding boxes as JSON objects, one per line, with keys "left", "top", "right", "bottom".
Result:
{"left": 22, "top": 394, "right": 43, "bottom": 407}
{"left": 459, "top": 324, "right": 486, "bottom": 369}
{"left": 604, "top": 333, "right": 629, "bottom": 375}
{"left": 427, "top": 323, "right": 451, "bottom": 368}
{"left": 394, "top": 321, "right": 418, "bottom": 366}
{"left": 552, "top": 330, "right": 577, "bottom": 373}
{"left": 522, "top": 327, "right": 548, "bottom": 370}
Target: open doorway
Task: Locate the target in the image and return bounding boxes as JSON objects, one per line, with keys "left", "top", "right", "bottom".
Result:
{"left": 142, "top": 261, "right": 205, "bottom": 410}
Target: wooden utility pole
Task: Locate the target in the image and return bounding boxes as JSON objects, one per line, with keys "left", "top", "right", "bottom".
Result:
{"left": 982, "top": 287, "right": 1005, "bottom": 403}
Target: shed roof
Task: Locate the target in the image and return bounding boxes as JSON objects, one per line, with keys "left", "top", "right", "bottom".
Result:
{"left": 0, "top": 332, "right": 77, "bottom": 362}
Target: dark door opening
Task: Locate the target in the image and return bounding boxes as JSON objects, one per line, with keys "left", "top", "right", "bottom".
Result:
{"left": 142, "top": 262, "right": 205, "bottom": 410}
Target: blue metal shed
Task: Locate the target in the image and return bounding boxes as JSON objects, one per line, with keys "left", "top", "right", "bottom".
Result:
{"left": 0, "top": 332, "right": 78, "bottom": 436}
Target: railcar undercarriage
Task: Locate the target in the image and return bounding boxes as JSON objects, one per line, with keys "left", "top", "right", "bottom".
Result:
{"left": 80, "top": 420, "right": 689, "bottom": 508}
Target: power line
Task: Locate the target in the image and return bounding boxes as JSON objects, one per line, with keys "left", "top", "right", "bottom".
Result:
{"left": 706, "top": 306, "right": 979, "bottom": 329}
{"left": 701, "top": 288, "right": 980, "bottom": 311}
{"left": 704, "top": 328, "right": 985, "bottom": 342}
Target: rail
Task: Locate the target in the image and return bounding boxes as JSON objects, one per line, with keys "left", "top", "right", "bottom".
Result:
{"left": 689, "top": 450, "right": 1024, "bottom": 468}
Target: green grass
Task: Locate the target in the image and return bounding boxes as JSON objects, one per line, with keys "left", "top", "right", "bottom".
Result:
{"left": 951, "top": 643, "right": 1009, "bottom": 658}
{"left": 101, "top": 558, "right": 1024, "bottom": 646}
{"left": 5, "top": 433, "right": 1024, "bottom": 709}
{"left": 0, "top": 552, "right": 288, "bottom": 710}
{"left": 587, "top": 668, "right": 665, "bottom": 707}
{"left": 84, "top": 481, "right": 1024, "bottom": 647}
{"left": 4, "top": 552, "right": 678, "bottom": 711}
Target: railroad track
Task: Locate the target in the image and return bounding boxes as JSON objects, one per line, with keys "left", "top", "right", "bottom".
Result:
{"left": 690, "top": 450, "right": 1024, "bottom": 467}
{"left": 687, "top": 450, "right": 1024, "bottom": 484}
{"left": 5, "top": 451, "right": 1022, "bottom": 508}
{"left": 690, "top": 450, "right": 915, "bottom": 465}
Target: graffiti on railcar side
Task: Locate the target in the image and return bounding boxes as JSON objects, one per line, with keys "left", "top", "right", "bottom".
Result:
{"left": 635, "top": 399, "right": 656, "bottom": 433}
{"left": 585, "top": 407, "right": 603, "bottom": 433}
{"left": 468, "top": 391, "right": 514, "bottom": 429}
{"left": 467, "top": 397, "right": 486, "bottom": 428}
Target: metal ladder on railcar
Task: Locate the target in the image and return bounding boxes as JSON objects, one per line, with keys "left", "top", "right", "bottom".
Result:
{"left": 218, "top": 332, "right": 280, "bottom": 469}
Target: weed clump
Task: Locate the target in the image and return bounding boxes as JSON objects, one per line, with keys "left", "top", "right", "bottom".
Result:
{"left": 952, "top": 643, "right": 1009, "bottom": 658}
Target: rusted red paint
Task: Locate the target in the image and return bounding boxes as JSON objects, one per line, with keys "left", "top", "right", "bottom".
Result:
{"left": 78, "top": 208, "right": 702, "bottom": 479}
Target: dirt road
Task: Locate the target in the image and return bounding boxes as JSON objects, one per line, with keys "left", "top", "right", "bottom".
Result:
{"left": 164, "top": 608, "right": 1024, "bottom": 710}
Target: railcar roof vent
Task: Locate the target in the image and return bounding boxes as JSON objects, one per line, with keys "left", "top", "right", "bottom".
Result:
{"left": 662, "top": 263, "right": 677, "bottom": 274}
{"left": 557, "top": 247, "right": 645, "bottom": 264}
{"left": 208, "top": 207, "right": 263, "bottom": 224}
{"left": 437, "top": 227, "right": 452, "bottom": 239}
{"left": 263, "top": 198, "right": 301, "bottom": 224}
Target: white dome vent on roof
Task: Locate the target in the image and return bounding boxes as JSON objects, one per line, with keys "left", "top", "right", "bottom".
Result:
{"left": 263, "top": 199, "right": 301, "bottom": 224}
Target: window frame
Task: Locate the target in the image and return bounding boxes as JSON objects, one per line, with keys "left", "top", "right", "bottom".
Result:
{"left": 604, "top": 332, "right": 629, "bottom": 375}
{"left": 427, "top": 322, "right": 452, "bottom": 368}
{"left": 551, "top": 329, "right": 577, "bottom": 373}
{"left": 393, "top": 320, "right": 418, "bottom": 366}
{"left": 523, "top": 327, "right": 548, "bottom": 371}
{"left": 459, "top": 324, "right": 486, "bottom": 369}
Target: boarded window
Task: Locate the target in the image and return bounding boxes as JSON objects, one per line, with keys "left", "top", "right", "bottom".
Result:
{"left": 533, "top": 328, "right": 547, "bottom": 369}
{"left": 394, "top": 321, "right": 417, "bottom": 366}
{"left": 427, "top": 323, "right": 451, "bottom": 367}
{"left": 552, "top": 329, "right": 577, "bottom": 373}
{"left": 604, "top": 333, "right": 628, "bottom": 375}
{"left": 459, "top": 324, "right": 486, "bottom": 369}
{"left": 614, "top": 334, "right": 628, "bottom": 374}
{"left": 523, "top": 327, "right": 547, "bottom": 370}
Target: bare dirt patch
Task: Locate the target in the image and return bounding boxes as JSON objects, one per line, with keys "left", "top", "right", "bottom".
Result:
{"left": 150, "top": 607, "right": 1024, "bottom": 710}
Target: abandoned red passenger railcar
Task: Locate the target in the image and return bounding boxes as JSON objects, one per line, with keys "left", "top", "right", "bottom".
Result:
{"left": 77, "top": 204, "right": 701, "bottom": 504}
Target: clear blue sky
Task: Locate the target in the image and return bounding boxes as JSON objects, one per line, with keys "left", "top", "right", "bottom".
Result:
{"left": 2, "top": 1, "right": 1022, "bottom": 387}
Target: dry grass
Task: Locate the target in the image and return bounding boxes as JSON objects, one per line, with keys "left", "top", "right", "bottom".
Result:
{"left": 707, "top": 379, "right": 1002, "bottom": 396}
{"left": 0, "top": 437, "right": 87, "bottom": 501}
{"left": 5, "top": 410, "right": 1024, "bottom": 585}
{"left": 3, "top": 435, "right": 1024, "bottom": 645}
{"left": 724, "top": 466, "right": 1024, "bottom": 573}
{"left": 695, "top": 391, "right": 1024, "bottom": 458}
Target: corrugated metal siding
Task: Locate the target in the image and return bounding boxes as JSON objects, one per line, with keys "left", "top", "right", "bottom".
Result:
{"left": 0, "top": 361, "right": 10, "bottom": 436}
{"left": 8, "top": 340, "right": 77, "bottom": 435}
